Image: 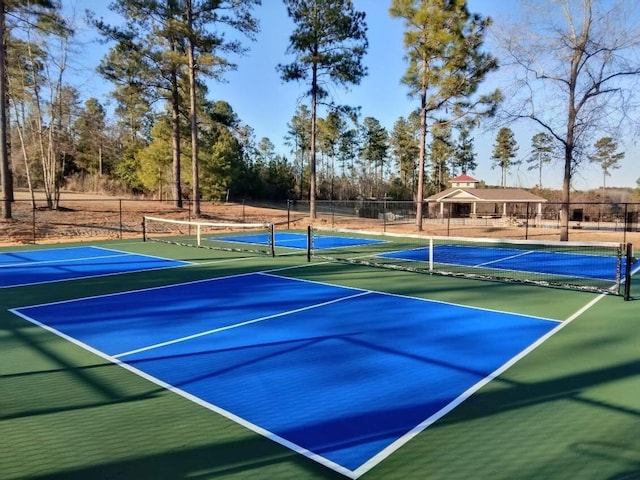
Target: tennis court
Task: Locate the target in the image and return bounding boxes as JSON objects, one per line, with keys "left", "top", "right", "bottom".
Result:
{"left": 0, "top": 246, "right": 189, "bottom": 288}
{"left": 2, "top": 229, "right": 639, "bottom": 480}
{"left": 11, "top": 272, "right": 559, "bottom": 477}
{"left": 379, "top": 244, "right": 629, "bottom": 282}
{"left": 215, "top": 232, "right": 386, "bottom": 250}
{"left": 308, "top": 227, "right": 637, "bottom": 296}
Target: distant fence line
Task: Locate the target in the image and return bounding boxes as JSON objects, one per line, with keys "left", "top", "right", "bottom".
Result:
{"left": 2, "top": 197, "right": 640, "bottom": 245}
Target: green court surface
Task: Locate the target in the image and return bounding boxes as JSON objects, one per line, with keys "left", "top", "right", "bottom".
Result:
{"left": 1, "top": 234, "right": 639, "bottom": 480}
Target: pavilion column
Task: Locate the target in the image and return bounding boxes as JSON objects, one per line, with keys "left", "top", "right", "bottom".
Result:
{"left": 537, "top": 202, "right": 542, "bottom": 226}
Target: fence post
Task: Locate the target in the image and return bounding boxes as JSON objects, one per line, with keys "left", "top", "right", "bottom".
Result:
{"left": 332, "top": 200, "right": 335, "bottom": 228}
{"left": 32, "top": 204, "right": 36, "bottom": 244}
{"left": 382, "top": 200, "right": 386, "bottom": 232}
{"left": 623, "top": 203, "right": 628, "bottom": 244}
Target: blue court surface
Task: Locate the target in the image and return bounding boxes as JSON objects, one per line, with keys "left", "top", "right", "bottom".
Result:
{"left": 0, "top": 246, "right": 189, "bottom": 288}
{"left": 215, "top": 232, "right": 385, "bottom": 250}
{"left": 381, "top": 244, "right": 627, "bottom": 281}
{"left": 11, "top": 272, "right": 560, "bottom": 478}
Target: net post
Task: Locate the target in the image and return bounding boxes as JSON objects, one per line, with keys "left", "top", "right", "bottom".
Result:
{"left": 269, "top": 223, "right": 276, "bottom": 257}
{"left": 142, "top": 216, "right": 147, "bottom": 242}
{"left": 623, "top": 242, "right": 633, "bottom": 301}
{"left": 307, "top": 225, "right": 312, "bottom": 262}
{"left": 197, "top": 224, "right": 202, "bottom": 247}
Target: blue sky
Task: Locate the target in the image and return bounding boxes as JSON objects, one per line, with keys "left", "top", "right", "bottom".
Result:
{"left": 68, "top": 0, "right": 639, "bottom": 190}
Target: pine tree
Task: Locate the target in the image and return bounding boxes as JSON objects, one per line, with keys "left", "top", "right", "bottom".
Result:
{"left": 429, "top": 121, "right": 453, "bottom": 193}
{"left": 491, "top": 127, "right": 519, "bottom": 188}
{"left": 73, "top": 98, "right": 107, "bottom": 176}
{"left": 390, "top": 0, "right": 500, "bottom": 230}
{"left": 359, "top": 117, "right": 388, "bottom": 198}
{"left": 278, "top": 0, "right": 368, "bottom": 218}
{"left": 527, "top": 132, "right": 555, "bottom": 188}
{"left": 589, "top": 137, "right": 624, "bottom": 196}
{"left": 94, "top": 0, "right": 259, "bottom": 212}
{"left": 454, "top": 124, "right": 477, "bottom": 175}
{"left": 285, "top": 104, "right": 312, "bottom": 200}
{"left": 389, "top": 114, "right": 420, "bottom": 195}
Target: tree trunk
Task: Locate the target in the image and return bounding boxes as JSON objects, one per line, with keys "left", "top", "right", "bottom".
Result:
{"left": 170, "top": 69, "right": 182, "bottom": 208}
{"left": 560, "top": 90, "right": 578, "bottom": 241}
{"left": 560, "top": 149, "right": 571, "bottom": 241}
{"left": 0, "top": 5, "right": 11, "bottom": 219}
{"left": 187, "top": 3, "right": 199, "bottom": 217}
{"left": 415, "top": 72, "right": 427, "bottom": 231}
{"left": 309, "top": 62, "right": 318, "bottom": 220}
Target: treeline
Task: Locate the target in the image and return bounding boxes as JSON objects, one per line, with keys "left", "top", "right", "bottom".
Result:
{"left": 0, "top": 1, "right": 492, "bottom": 213}
{"left": 2, "top": 0, "right": 638, "bottom": 233}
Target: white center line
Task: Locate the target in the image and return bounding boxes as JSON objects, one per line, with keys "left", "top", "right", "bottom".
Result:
{"left": 114, "top": 290, "right": 372, "bottom": 359}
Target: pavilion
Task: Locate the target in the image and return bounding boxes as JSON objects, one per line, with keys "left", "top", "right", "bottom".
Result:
{"left": 425, "top": 174, "right": 547, "bottom": 219}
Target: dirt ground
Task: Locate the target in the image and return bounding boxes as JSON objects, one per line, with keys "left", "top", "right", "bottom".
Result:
{"left": 1, "top": 190, "right": 638, "bottom": 247}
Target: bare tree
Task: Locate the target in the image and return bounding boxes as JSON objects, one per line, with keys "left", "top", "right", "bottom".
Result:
{"left": 0, "top": 4, "right": 9, "bottom": 218}
{"left": 496, "top": 0, "right": 640, "bottom": 240}
{"left": 1, "top": 0, "right": 59, "bottom": 218}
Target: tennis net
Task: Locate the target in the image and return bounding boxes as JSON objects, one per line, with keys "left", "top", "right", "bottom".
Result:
{"left": 307, "top": 226, "right": 635, "bottom": 297}
{"left": 143, "top": 216, "right": 275, "bottom": 256}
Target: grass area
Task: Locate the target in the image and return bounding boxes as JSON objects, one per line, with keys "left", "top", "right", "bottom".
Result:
{"left": 1, "top": 237, "right": 639, "bottom": 480}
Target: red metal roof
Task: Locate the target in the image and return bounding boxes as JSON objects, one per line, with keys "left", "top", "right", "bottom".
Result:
{"left": 451, "top": 174, "right": 478, "bottom": 183}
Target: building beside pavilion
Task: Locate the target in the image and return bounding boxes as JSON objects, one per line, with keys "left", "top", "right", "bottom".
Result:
{"left": 425, "top": 174, "right": 547, "bottom": 220}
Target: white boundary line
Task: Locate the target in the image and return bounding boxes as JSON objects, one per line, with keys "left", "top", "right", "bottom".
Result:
{"left": 90, "top": 245, "right": 191, "bottom": 263}
{"left": 0, "top": 246, "right": 191, "bottom": 289}
{"left": 0, "top": 245, "right": 117, "bottom": 267}
{"left": 352, "top": 290, "right": 611, "bottom": 478}
{"left": 10, "top": 269, "right": 266, "bottom": 309}
{"left": 0, "top": 252, "right": 131, "bottom": 268}
{"left": 8, "top": 264, "right": 623, "bottom": 479}
{"left": 8, "top": 304, "right": 358, "bottom": 478}
{"left": 257, "top": 271, "right": 562, "bottom": 324}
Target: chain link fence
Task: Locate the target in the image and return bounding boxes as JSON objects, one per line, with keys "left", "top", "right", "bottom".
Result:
{"left": 2, "top": 194, "right": 639, "bottom": 245}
